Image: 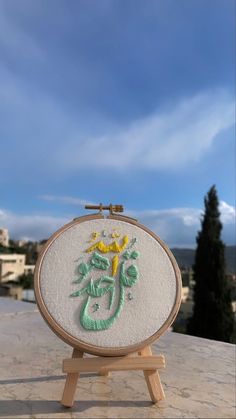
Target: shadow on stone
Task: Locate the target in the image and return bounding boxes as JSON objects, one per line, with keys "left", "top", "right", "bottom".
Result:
{"left": 0, "top": 372, "right": 98, "bottom": 385}
{"left": 0, "top": 399, "right": 153, "bottom": 416}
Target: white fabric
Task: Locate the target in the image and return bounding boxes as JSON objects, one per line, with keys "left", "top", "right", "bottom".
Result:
{"left": 40, "top": 219, "right": 178, "bottom": 348}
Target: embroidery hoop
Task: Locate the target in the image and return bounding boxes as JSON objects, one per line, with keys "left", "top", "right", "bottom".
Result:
{"left": 34, "top": 212, "right": 182, "bottom": 357}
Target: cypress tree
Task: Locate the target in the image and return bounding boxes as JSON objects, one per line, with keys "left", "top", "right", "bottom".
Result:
{"left": 187, "top": 185, "right": 234, "bottom": 342}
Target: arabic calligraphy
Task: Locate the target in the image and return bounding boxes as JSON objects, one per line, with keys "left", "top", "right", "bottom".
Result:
{"left": 70, "top": 231, "right": 140, "bottom": 331}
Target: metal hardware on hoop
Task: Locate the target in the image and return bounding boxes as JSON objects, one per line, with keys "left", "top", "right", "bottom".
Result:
{"left": 74, "top": 203, "right": 137, "bottom": 221}
{"left": 85, "top": 203, "right": 124, "bottom": 215}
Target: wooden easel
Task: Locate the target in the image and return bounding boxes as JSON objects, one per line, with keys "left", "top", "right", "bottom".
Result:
{"left": 61, "top": 345, "right": 165, "bottom": 407}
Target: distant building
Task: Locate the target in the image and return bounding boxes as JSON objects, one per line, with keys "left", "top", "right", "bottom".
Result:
{"left": 0, "top": 254, "right": 26, "bottom": 282}
{"left": 0, "top": 283, "right": 23, "bottom": 300}
{"left": 181, "top": 268, "right": 194, "bottom": 302}
{"left": 22, "top": 289, "right": 35, "bottom": 302}
{"left": 36, "top": 241, "right": 47, "bottom": 254}
{"left": 228, "top": 274, "right": 236, "bottom": 317}
{"left": 181, "top": 286, "right": 190, "bottom": 303}
{"left": 24, "top": 265, "right": 35, "bottom": 275}
{"left": 232, "top": 301, "right": 236, "bottom": 316}
{"left": 174, "top": 268, "right": 195, "bottom": 332}
{"left": 173, "top": 300, "right": 194, "bottom": 333}
{"left": 0, "top": 228, "right": 9, "bottom": 247}
{"left": 16, "top": 239, "right": 27, "bottom": 247}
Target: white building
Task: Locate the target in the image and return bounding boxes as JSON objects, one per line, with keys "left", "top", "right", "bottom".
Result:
{"left": 181, "top": 286, "right": 190, "bottom": 302}
{"left": 0, "top": 229, "right": 9, "bottom": 247}
{"left": 0, "top": 254, "right": 26, "bottom": 282}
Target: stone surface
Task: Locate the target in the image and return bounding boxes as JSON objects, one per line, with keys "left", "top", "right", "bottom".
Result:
{"left": 0, "top": 297, "right": 37, "bottom": 315}
{"left": 0, "top": 297, "right": 235, "bottom": 418}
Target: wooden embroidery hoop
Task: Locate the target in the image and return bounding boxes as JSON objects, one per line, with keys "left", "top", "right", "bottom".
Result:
{"left": 34, "top": 204, "right": 182, "bottom": 407}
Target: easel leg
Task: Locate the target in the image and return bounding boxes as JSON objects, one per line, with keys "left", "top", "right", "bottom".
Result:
{"left": 139, "top": 346, "right": 165, "bottom": 403}
{"left": 61, "top": 348, "right": 83, "bottom": 407}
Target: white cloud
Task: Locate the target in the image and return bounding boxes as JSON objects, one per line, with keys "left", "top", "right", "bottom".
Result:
{"left": 58, "top": 90, "right": 235, "bottom": 171}
{"left": 219, "top": 201, "right": 236, "bottom": 224}
{"left": 0, "top": 208, "right": 69, "bottom": 242}
{"left": 0, "top": 56, "right": 234, "bottom": 177}
{"left": 0, "top": 201, "right": 235, "bottom": 246}
{"left": 0, "top": 2, "right": 234, "bottom": 178}
{"left": 128, "top": 200, "right": 235, "bottom": 247}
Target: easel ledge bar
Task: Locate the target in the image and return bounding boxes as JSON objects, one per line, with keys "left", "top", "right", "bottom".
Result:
{"left": 63, "top": 355, "right": 165, "bottom": 373}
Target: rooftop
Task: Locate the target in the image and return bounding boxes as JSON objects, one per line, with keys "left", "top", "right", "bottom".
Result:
{"left": 0, "top": 254, "right": 25, "bottom": 260}
{"left": 0, "top": 297, "right": 235, "bottom": 419}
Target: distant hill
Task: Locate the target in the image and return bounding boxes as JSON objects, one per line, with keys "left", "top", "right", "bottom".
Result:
{"left": 171, "top": 246, "right": 236, "bottom": 274}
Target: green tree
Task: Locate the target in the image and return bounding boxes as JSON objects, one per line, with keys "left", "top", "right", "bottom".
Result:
{"left": 187, "top": 185, "right": 234, "bottom": 342}
{"left": 18, "top": 273, "right": 34, "bottom": 289}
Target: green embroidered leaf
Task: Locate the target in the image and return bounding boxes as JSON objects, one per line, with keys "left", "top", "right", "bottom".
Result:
{"left": 123, "top": 251, "right": 130, "bottom": 260}
{"left": 90, "top": 252, "right": 110, "bottom": 270}
{"left": 70, "top": 287, "right": 87, "bottom": 297}
{"left": 127, "top": 264, "right": 138, "bottom": 279}
{"left": 121, "top": 274, "right": 137, "bottom": 287}
{"left": 131, "top": 251, "right": 139, "bottom": 259}
{"left": 78, "top": 262, "right": 89, "bottom": 275}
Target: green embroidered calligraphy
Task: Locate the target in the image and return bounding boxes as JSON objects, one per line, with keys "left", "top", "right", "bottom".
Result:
{"left": 70, "top": 233, "right": 139, "bottom": 331}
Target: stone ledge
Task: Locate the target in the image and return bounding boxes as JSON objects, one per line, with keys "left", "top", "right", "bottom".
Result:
{"left": 0, "top": 298, "right": 235, "bottom": 418}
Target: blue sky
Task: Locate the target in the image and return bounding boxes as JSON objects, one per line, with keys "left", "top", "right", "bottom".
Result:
{"left": 0, "top": 0, "right": 235, "bottom": 246}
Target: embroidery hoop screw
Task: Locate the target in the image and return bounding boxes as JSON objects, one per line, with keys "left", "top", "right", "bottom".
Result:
{"left": 85, "top": 203, "right": 124, "bottom": 215}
